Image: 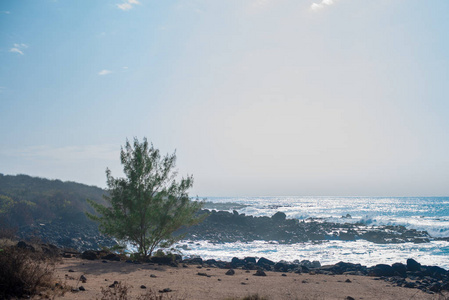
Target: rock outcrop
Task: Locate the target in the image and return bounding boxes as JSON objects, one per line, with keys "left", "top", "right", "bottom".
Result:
{"left": 177, "top": 209, "right": 431, "bottom": 244}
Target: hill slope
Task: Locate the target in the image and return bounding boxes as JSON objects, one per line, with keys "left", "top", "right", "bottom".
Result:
{"left": 0, "top": 174, "right": 118, "bottom": 251}
{"left": 0, "top": 173, "right": 107, "bottom": 227}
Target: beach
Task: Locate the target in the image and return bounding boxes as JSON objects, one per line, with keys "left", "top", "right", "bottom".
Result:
{"left": 51, "top": 257, "right": 445, "bottom": 300}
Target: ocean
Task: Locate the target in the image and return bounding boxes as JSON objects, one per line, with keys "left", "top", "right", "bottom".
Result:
{"left": 176, "top": 197, "right": 449, "bottom": 269}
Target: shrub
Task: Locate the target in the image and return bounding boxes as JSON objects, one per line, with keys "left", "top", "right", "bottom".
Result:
{"left": 0, "top": 243, "right": 55, "bottom": 299}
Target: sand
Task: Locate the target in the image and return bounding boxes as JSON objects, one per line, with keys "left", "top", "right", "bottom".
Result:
{"left": 50, "top": 257, "right": 446, "bottom": 300}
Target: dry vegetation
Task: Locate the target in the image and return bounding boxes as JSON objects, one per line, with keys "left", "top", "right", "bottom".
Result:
{"left": 98, "top": 281, "right": 182, "bottom": 300}
{"left": 0, "top": 228, "right": 64, "bottom": 299}
{"left": 0, "top": 245, "right": 54, "bottom": 298}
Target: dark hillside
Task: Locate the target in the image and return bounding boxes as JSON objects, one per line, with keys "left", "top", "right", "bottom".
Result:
{"left": 0, "top": 174, "right": 107, "bottom": 227}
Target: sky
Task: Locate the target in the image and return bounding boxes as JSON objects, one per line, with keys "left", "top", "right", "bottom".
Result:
{"left": 1, "top": 0, "right": 449, "bottom": 197}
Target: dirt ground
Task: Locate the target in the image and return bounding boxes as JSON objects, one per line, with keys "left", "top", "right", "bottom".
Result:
{"left": 48, "top": 257, "right": 447, "bottom": 300}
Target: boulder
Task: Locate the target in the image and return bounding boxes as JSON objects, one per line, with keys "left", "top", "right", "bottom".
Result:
{"left": 429, "top": 283, "right": 442, "bottom": 292}
{"left": 17, "top": 241, "right": 35, "bottom": 252}
{"left": 205, "top": 259, "right": 218, "bottom": 266}
{"left": 319, "top": 262, "right": 363, "bottom": 275}
{"left": 406, "top": 259, "right": 421, "bottom": 272}
{"left": 272, "top": 211, "right": 287, "bottom": 221}
{"left": 257, "top": 257, "right": 275, "bottom": 267}
{"left": 101, "top": 253, "right": 121, "bottom": 261}
{"left": 183, "top": 257, "right": 203, "bottom": 265}
{"left": 254, "top": 269, "right": 267, "bottom": 276}
{"left": 81, "top": 250, "right": 98, "bottom": 260}
{"left": 311, "top": 261, "right": 321, "bottom": 268}
{"left": 151, "top": 256, "right": 173, "bottom": 265}
{"left": 231, "top": 257, "right": 245, "bottom": 268}
{"left": 274, "top": 262, "right": 289, "bottom": 272}
{"left": 369, "top": 264, "right": 395, "bottom": 277}
{"left": 391, "top": 263, "right": 407, "bottom": 277}
{"left": 425, "top": 265, "right": 447, "bottom": 277}
{"left": 403, "top": 282, "right": 416, "bottom": 288}
{"left": 225, "top": 269, "right": 235, "bottom": 276}
{"left": 244, "top": 257, "right": 257, "bottom": 264}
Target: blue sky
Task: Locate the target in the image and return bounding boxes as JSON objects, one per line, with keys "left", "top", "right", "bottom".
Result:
{"left": 1, "top": 0, "right": 449, "bottom": 196}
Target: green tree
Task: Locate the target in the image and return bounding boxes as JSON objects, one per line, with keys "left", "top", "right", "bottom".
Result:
{"left": 87, "top": 138, "right": 203, "bottom": 258}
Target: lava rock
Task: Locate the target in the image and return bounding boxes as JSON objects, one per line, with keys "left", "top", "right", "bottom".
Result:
{"left": 17, "top": 241, "right": 35, "bottom": 252}
{"left": 254, "top": 269, "right": 267, "bottom": 276}
{"left": 226, "top": 269, "right": 235, "bottom": 276}
{"left": 271, "top": 211, "right": 287, "bottom": 221}
{"left": 183, "top": 257, "right": 203, "bottom": 265}
{"left": 392, "top": 263, "right": 407, "bottom": 277}
{"left": 257, "top": 257, "right": 275, "bottom": 267}
{"left": 81, "top": 250, "right": 98, "bottom": 260}
{"left": 369, "top": 264, "right": 395, "bottom": 277}
{"left": 101, "top": 253, "right": 121, "bottom": 261}
{"left": 407, "top": 259, "right": 421, "bottom": 272}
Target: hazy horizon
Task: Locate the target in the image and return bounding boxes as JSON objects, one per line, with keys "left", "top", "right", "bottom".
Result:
{"left": 1, "top": 1, "right": 449, "bottom": 197}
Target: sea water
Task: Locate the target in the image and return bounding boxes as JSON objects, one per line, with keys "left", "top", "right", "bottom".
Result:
{"left": 176, "top": 197, "right": 449, "bottom": 269}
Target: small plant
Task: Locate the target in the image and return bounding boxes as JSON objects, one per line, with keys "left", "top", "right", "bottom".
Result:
{"left": 99, "top": 281, "right": 131, "bottom": 300}
{"left": 136, "top": 289, "right": 176, "bottom": 300}
{"left": 98, "top": 282, "right": 183, "bottom": 300}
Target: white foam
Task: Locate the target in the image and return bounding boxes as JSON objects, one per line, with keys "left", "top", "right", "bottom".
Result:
{"left": 177, "top": 239, "right": 449, "bottom": 269}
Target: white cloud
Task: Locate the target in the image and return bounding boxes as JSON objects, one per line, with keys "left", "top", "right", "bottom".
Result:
{"left": 10, "top": 48, "right": 23, "bottom": 55}
{"left": 311, "top": 0, "right": 335, "bottom": 11}
{"left": 117, "top": 0, "right": 140, "bottom": 11}
{"left": 9, "top": 43, "right": 28, "bottom": 55}
{"left": 98, "top": 69, "right": 112, "bottom": 76}
{"left": 117, "top": 3, "right": 132, "bottom": 10}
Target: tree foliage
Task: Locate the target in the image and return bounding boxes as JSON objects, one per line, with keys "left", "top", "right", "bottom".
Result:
{"left": 87, "top": 138, "right": 203, "bottom": 257}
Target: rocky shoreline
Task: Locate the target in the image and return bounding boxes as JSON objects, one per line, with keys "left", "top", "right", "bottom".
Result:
{"left": 17, "top": 220, "right": 118, "bottom": 252}
{"left": 176, "top": 209, "right": 432, "bottom": 244}
{"left": 9, "top": 236, "right": 449, "bottom": 296}
{"left": 16, "top": 209, "right": 439, "bottom": 253}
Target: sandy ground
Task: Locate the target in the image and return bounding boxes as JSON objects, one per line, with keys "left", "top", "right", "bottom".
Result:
{"left": 49, "top": 257, "right": 447, "bottom": 300}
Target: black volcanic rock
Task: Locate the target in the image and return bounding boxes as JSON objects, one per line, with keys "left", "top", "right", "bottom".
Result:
{"left": 392, "top": 263, "right": 407, "bottom": 277}
{"left": 176, "top": 209, "right": 431, "bottom": 245}
{"left": 319, "top": 262, "right": 365, "bottom": 275}
{"left": 82, "top": 250, "right": 98, "bottom": 260}
{"left": 225, "top": 269, "right": 235, "bottom": 275}
{"left": 407, "top": 258, "right": 421, "bottom": 271}
{"left": 244, "top": 257, "right": 257, "bottom": 264}
{"left": 254, "top": 269, "right": 267, "bottom": 276}
{"left": 369, "top": 264, "right": 395, "bottom": 277}
{"left": 101, "top": 253, "right": 121, "bottom": 261}
{"left": 271, "top": 211, "right": 286, "bottom": 221}
{"left": 257, "top": 257, "right": 275, "bottom": 269}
